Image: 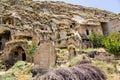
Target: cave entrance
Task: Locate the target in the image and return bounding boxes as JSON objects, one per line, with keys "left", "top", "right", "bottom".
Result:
{"left": 101, "top": 22, "right": 108, "bottom": 35}
{"left": 3, "top": 17, "right": 14, "bottom": 25}
{"left": 0, "top": 39, "right": 2, "bottom": 50}
{"left": 86, "top": 29, "right": 89, "bottom": 35}
{"left": 9, "top": 46, "right": 26, "bottom": 64}
{"left": 22, "top": 53, "right": 26, "bottom": 61}
{"left": 0, "top": 30, "right": 11, "bottom": 50}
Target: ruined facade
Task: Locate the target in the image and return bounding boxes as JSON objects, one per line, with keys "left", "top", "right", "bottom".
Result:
{"left": 0, "top": 0, "right": 120, "bottom": 68}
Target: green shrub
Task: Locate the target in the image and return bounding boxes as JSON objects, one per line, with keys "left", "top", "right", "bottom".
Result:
{"left": 27, "top": 44, "right": 36, "bottom": 58}
{"left": 89, "top": 32, "right": 104, "bottom": 48}
{"left": 102, "top": 32, "right": 120, "bottom": 57}
{"left": 0, "top": 77, "right": 14, "bottom": 80}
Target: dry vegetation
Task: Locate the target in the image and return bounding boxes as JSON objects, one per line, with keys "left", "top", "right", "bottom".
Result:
{"left": 47, "top": 61, "right": 106, "bottom": 80}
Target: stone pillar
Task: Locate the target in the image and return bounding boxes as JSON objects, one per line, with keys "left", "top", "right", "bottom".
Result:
{"left": 68, "top": 46, "right": 76, "bottom": 59}
{"left": 34, "top": 41, "right": 56, "bottom": 73}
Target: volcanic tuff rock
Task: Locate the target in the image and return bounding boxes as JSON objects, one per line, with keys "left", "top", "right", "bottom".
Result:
{"left": 0, "top": 0, "right": 118, "bottom": 47}
{"left": 0, "top": 1, "right": 120, "bottom": 80}
{"left": 0, "top": 0, "right": 117, "bottom": 29}
{"left": 0, "top": 0, "right": 120, "bottom": 69}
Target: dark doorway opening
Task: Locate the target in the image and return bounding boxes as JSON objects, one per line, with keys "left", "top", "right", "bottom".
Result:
{"left": 22, "top": 53, "right": 26, "bottom": 61}
{"left": 0, "top": 30, "right": 11, "bottom": 50}
{"left": 9, "top": 46, "right": 26, "bottom": 63}
{"left": 0, "top": 42, "right": 2, "bottom": 50}
{"left": 3, "top": 17, "right": 14, "bottom": 25}
{"left": 14, "top": 51, "right": 19, "bottom": 57}
{"left": 70, "top": 25, "right": 73, "bottom": 28}
{"left": 101, "top": 22, "right": 108, "bottom": 35}
{"left": 86, "top": 29, "right": 89, "bottom": 35}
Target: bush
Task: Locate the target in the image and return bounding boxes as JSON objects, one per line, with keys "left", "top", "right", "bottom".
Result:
{"left": 27, "top": 44, "right": 36, "bottom": 58}
{"left": 89, "top": 32, "right": 104, "bottom": 48}
{"left": 102, "top": 32, "right": 120, "bottom": 57}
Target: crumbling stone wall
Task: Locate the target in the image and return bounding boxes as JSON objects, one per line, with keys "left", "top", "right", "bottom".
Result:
{"left": 77, "top": 25, "right": 103, "bottom": 36}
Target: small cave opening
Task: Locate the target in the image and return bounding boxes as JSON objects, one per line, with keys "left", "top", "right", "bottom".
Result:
{"left": 86, "top": 29, "right": 89, "bottom": 35}
{"left": 0, "top": 30, "right": 11, "bottom": 50}
{"left": 22, "top": 36, "right": 32, "bottom": 41}
{"left": 0, "top": 41, "right": 2, "bottom": 50}
{"left": 70, "top": 25, "right": 73, "bottom": 28}
{"left": 101, "top": 22, "right": 108, "bottom": 35}
{"left": 22, "top": 53, "right": 26, "bottom": 61}
{"left": 8, "top": 46, "right": 27, "bottom": 65}
{"left": 3, "top": 17, "right": 14, "bottom": 25}
{"left": 4, "top": 46, "right": 28, "bottom": 69}
{"left": 70, "top": 23, "right": 76, "bottom": 28}
{"left": 14, "top": 51, "right": 19, "bottom": 57}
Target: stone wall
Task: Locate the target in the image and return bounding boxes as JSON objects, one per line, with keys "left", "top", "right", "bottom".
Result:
{"left": 107, "top": 19, "right": 120, "bottom": 34}
{"left": 77, "top": 25, "right": 103, "bottom": 36}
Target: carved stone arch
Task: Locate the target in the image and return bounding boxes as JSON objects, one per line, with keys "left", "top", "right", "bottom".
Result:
{"left": 2, "top": 40, "right": 31, "bottom": 66}
{"left": 8, "top": 46, "right": 26, "bottom": 64}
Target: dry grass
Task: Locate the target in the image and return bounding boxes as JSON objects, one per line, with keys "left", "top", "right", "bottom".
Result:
{"left": 92, "top": 60, "right": 120, "bottom": 80}
{"left": 47, "top": 62, "right": 106, "bottom": 80}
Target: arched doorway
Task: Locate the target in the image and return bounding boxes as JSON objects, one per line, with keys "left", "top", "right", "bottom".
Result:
{"left": 9, "top": 46, "right": 26, "bottom": 64}
{"left": 101, "top": 22, "right": 108, "bottom": 35}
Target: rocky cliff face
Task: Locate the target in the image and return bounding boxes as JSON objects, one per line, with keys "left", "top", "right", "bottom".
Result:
{"left": 0, "top": 0, "right": 117, "bottom": 29}
{"left": 0, "top": 0, "right": 119, "bottom": 61}
{"left": 0, "top": 0, "right": 118, "bottom": 45}
{"left": 0, "top": 1, "right": 120, "bottom": 80}
{"left": 0, "top": 0, "right": 119, "bottom": 62}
